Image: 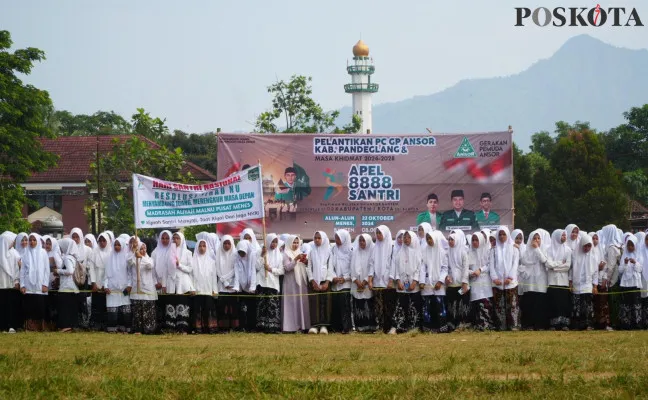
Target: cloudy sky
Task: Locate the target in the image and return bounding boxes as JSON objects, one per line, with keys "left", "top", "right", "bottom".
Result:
{"left": 3, "top": 0, "right": 646, "bottom": 133}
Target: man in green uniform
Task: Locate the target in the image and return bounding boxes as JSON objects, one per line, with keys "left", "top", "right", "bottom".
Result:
{"left": 439, "top": 189, "right": 479, "bottom": 232}
{"left": 416, "top": 193, "right": 442, "bottom": 229}
{"left": 475, "top": 192, "right": 500, "bottom": 229}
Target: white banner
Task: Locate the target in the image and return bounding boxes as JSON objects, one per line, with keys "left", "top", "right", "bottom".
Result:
{"left": 133, "top": 165, "right": 265, "bottom": 229}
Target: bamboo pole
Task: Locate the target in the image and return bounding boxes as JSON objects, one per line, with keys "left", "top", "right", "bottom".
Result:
{"left": 134, "top": 227, "right": 141, "bottom": 294}
{"left": 259, "top": 159, "right": 268, "bottom": 278}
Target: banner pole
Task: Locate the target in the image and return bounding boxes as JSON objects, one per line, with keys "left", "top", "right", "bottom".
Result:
{"left": 135, "top": 226, "right": 142, "bottom": 295}
{"left": 259, "top": 160, "right": 268, "bottom": 279}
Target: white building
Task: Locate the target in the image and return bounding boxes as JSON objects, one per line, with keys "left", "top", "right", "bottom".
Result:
{"left": 345, "top": 40, "right": 379, "bottom": 134}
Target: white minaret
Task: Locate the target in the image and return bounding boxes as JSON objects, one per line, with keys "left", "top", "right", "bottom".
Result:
{"left": 345, "top": 40, "right": 378, "bottom": 134}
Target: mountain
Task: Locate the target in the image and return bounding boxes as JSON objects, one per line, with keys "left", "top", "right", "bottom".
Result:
{"left": 338, "top": 35, "right": 648, "bottom": 151}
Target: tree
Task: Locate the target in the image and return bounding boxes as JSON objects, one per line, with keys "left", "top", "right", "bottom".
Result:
{"left": 255, "top": 75, "right": 361, "bottom": 133}
{"left": 163, "top": 130, "right": 218, "bottom": 175}
{"left": 132, "top": 108, "right": 169, "bottom": 142}
{"left": 52, "top": 110, "right": 131, "bottom": 136}
{"left": 602, "top": 104, "right": 648, "bottom": 172}
{"left": 512, "top": 144, "right": 537, "bottom": 232}
{"left": 536, "top": 123, "right": 628, "bottom": 231}
{"left": 0, "top": 30, "right": 58, "bottom": 232}
{"left": 529, "top": 131, "right": 555, "bottom": 158}
{"left": 622, "top": 169, "right": 648, "bottom": 205}
{"left": 88, "top": 137, "right": 194, "bottom": 235}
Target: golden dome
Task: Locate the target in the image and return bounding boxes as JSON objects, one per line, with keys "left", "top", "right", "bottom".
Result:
{"left": 352, "top": 40, "right": 369, "bottom": 57}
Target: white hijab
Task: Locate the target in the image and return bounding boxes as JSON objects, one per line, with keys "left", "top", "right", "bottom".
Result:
{"left": 512, "top": 229, "right": 526, "bottom": 257}
{"left": 106, "top": 238, "right": 129, "bottom": 289}
{"left": 217, "top": 235, "right": 236, "bottom": 282}
{"left": 285, "top": 235, "right": 307, "bottom": 287}
{"left": 565, "top": 224, "right": 580, "bottom": 251}
{"left": 423, "top": 230, "right": 447, "bottom": 283}
{"left": 153, "top": 230, "right": 173, "bottom": 281}
{"left": 372, "top": 225, "right": 393, "bottom": 278}
{"left": 332, "top": 230, "right": 353, "bottom": 280}
{"left": 310, "top": 231, "right": 331, "bottom": 283}
{"left": 417, "top": 223, "right": 433, "bottom": 246}
{"left": 572, "top": 234, "right": 597, "bottom": 285}
{"left": 468, "top": 232, "right": 488, "bottom": 270}
{"left": 0, "top": 231, "right": 17, "bottom": 280}
{"left": 15, "top": 232, "right": 28, "bottom": 259}
{"left": 92, "top": 232, "right": 112, "bottom": 269}
{"left": 399, "top": 231, "right": 422, "bottom": 277}
{"left": 241, "top": 228, "right": 261, "bottom": 252}
{"left": 351, "top": 233, "right": 374, "bottom": 279}
{"left": 25, "top": 233, "right": 47, "bottom": 286}
{"left": 494, "top": 226, "right": 515, "bottom": 277}
{"left": 192, "top": 239, "right": 215, "bottom": 287}
{"left": 235, "top": 240, "right": 256, "bottom": 292}
{"left": 448, "top": 230, "right": 467, "bottom": 269}
{"left": 548, "top": 229, "right": 568, "bottom": 263}
{"left": 265, "top": 233, "right": 282, "bottom": 268}
{"left": 84, "top": 233, "right": 97, "bottom": 250}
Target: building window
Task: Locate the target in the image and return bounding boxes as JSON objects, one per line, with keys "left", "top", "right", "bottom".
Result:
{"left": 27, "top": 191, "right": 63, "bottom": 214}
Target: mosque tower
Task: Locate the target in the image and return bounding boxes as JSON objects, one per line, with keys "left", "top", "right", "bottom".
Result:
{"left": 344, "top": 40, "right": 378, "bottom": 134}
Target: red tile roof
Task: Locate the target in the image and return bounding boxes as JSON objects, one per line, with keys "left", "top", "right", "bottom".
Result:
{"left": 26, "top": 135, "right": 217, "bottom": 183}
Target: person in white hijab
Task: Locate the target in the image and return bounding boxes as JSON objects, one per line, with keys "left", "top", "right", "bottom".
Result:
{"left": 104, "top": 237, "right": 132, "bottom": 333}
{"left": 282, "top": 235, "right": 311, "bottom": 333}
{"left": 151, "top": 230, "right": 173, "bottom": 332}
{"left": 569, "top": 234, "right": 598, "bottom": 330}
{"left": 43, "top": 235, "right": 62, "bottom": 330}
{"left": 519, "top": 229, "right": 549, "bottom": 330}
{"left": 127, "top": 240, "right": 157, "bottom": 334}
{"left": 417, "top": 223, "right": 433, "bottom": 247}
{"left": 0, "top": 232, "right": 21, "bottom": 333}
{"left": 368, "top": 225, "right": 396, "bottom": 334}
{"left": 618, "top": 234, "right": 642, "bottom": 330}
{"left": 350, "top": 233, "right": 377, "bottom": 333}
{"left": 84, "top": 234, "right": 97, "bottom": 250}
{"left": 489, "top": 226, "right": 521, "bottom": 331}
{"left": 19, "top": 233, "right": 50, "bottom": 331}
{"left": 390, "top": 231, "right": 422, "bottom": 334}
{"left": 329, "top": 230, "right": 352, "bottom": 333}
{"left": 240, "top": 228, "right": 261, "bottom": 253}
{"left": 306, "top": 231, "right": 334, "bottom": 334}
{"left": 215, "top": 235, "right": 239, "bottom": 331}
{"left": 255, "top": 233, "right": 285, "bottom": 333}
{"left": 56, "top": 238, "right": 80, "bottom": 332}
{"left": 170, "top": 232, "right": 194, "bottom": 333}
{"left": 445, "top": 229, "right": 470, "bottom": 330}
{"left": 599, "top": 224, "right": 623, "bottom": 330}
{"left": 87, "top": 232, "right": 111, "bottom": 331}
{"left": 235, "top": 240, "right": 258, "bottom": 332}
{"left": 420, "top": 230, "right": 451, "bottom": 333}
{"left": 637, "top": 233, "right": 648, "bottom": 329}
{"left": 70, "top": 227, "right": 92, "bottom": 329}
{"left": 545, "top": 229, "right": 572, "bottom": 330}
{"left": 189, "top": 239, "right": 218, "bottom": 334}
{"left": 468, "top": 232, "right": 495, "bottom": 331}
{"left": 15, "top": 232, "right": 28, "bottom": 260}
{"left": 564, "top": 224, "right": 581, "bottom": 252}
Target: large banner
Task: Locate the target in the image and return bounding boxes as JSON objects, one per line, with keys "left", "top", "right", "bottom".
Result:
{"left": 216, "top": 133, "right": 513, "bottom": 238}
{"left": 132, "top": 166, "right": 265, "bottom": 229}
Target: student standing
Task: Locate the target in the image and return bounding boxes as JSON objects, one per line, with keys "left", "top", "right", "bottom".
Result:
{"left": 0, "top": 232, "right": 20, "bottom": 333}
{"left": 420, "top": 230, "right": 450, "bottom": 333}
{"left": 235, "top": 240, "right": 258, "bottom": 332}
{"left": 306, "top": 231, "right": 334, "bottom": 334}
{"left": 519, "top": 230, "right": 549, "bottom": 330}
{"left": 20, "top": 234, "right": 49, "bottom": 332}
{"left": 216, "top": 235, "right": 239, "bottom": 331}
{"left": 618, "top": 235, "right": 642, "bottom": 330}
{"left": 190, "top": 239, "right": 218, "bottom": 334}
{"left": 570, "top": 234, "right": 599, "bottom": 330}
{"left": 390, "top": 231, "right": 422, "bottom": 334}
{"left": 446, "top": 230, "right": 470, "bottom": 330}
{"left": 368, "top": 225, "right": 395, "bottom": 333}
{"left": 256, "top": 234, "right": 285, "bottom": 333}
{"left": 88, "top": 233, "right": 111, "bottom": 331}
{"left": 170, "top": 232, "right": 194, "bottom": 333}
{"left": 104, "top": 238, "right": 132, "bottom": 333}
{"left": 129, "top": 242, "right": 158, "bottom": 334}
{"left": 282, "top": 235, "right": 311, "bottom": 333}
{"left": 350, "top": 234, "right": 377, "bottom": 333}
{"left": 489, "top": 226, "right": 521, "bottom": 331}
{"left": 329, "top": 230, "right": 352, "bottom": 333}
{"left": 56, "top": 239, "right": 80, "bottom": 332}
{"left": 468, "top": 233, "right": 495, "bottom": 331}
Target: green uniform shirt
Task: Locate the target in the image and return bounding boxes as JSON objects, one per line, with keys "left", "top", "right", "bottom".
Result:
{"left": 439, "top": 209, "right": 479, "bottom": 232}
{"left": 416, "top": 211, "right": 442, "bottom": 227}
{"left": 475, "top": 210, "right": 500, "bottom": 229}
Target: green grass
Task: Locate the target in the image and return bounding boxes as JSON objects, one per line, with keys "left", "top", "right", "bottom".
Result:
{"left": 1, "top": 331, "right": 648, "bottom": 399}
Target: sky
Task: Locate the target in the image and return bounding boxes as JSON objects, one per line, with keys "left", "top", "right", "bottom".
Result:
{"left": 2, "top": 0, "right": 647, "bottom": 133}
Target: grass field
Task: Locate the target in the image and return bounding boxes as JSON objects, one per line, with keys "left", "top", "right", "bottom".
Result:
{"left": 1, "top": 331, "right": 648, "bottom": 399}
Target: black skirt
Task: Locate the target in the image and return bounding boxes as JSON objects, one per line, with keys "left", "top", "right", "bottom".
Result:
{"left": 352, "top": 297, "right": 377, "bottom": 333}
{"left": 256, "top": 287, "right": 281, "bottom": 333}
{"left": 0, "top": 288, "right": 21, "bottom": 331}
{"left": 57, "top": 292, "right": 79, "bottom": 329}
{"left": 331, "top": 289, "right": 353, "bottom": 333}
{"left": 547, "top": 286, "right": 571, "bottom": 329}
{"left": 192, "top": 295, "right": 218, "bottom": 333}
{"left": 392, "top": 292, "right": 422, "bottom": 333}
{"left": 217, "top": 293, "right": 239, "bottom": 330}
{"left": 22, "top": 294, "right": 46, "bottom": 332}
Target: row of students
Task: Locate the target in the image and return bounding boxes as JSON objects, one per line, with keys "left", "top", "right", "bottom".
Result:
{"left": 2, "top": 222, "right": 648, "bottom": 334}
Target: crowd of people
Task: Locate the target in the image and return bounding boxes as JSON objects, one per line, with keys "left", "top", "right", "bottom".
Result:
{"left": 0, "top": 223, "right": 646, "bottom": 335}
